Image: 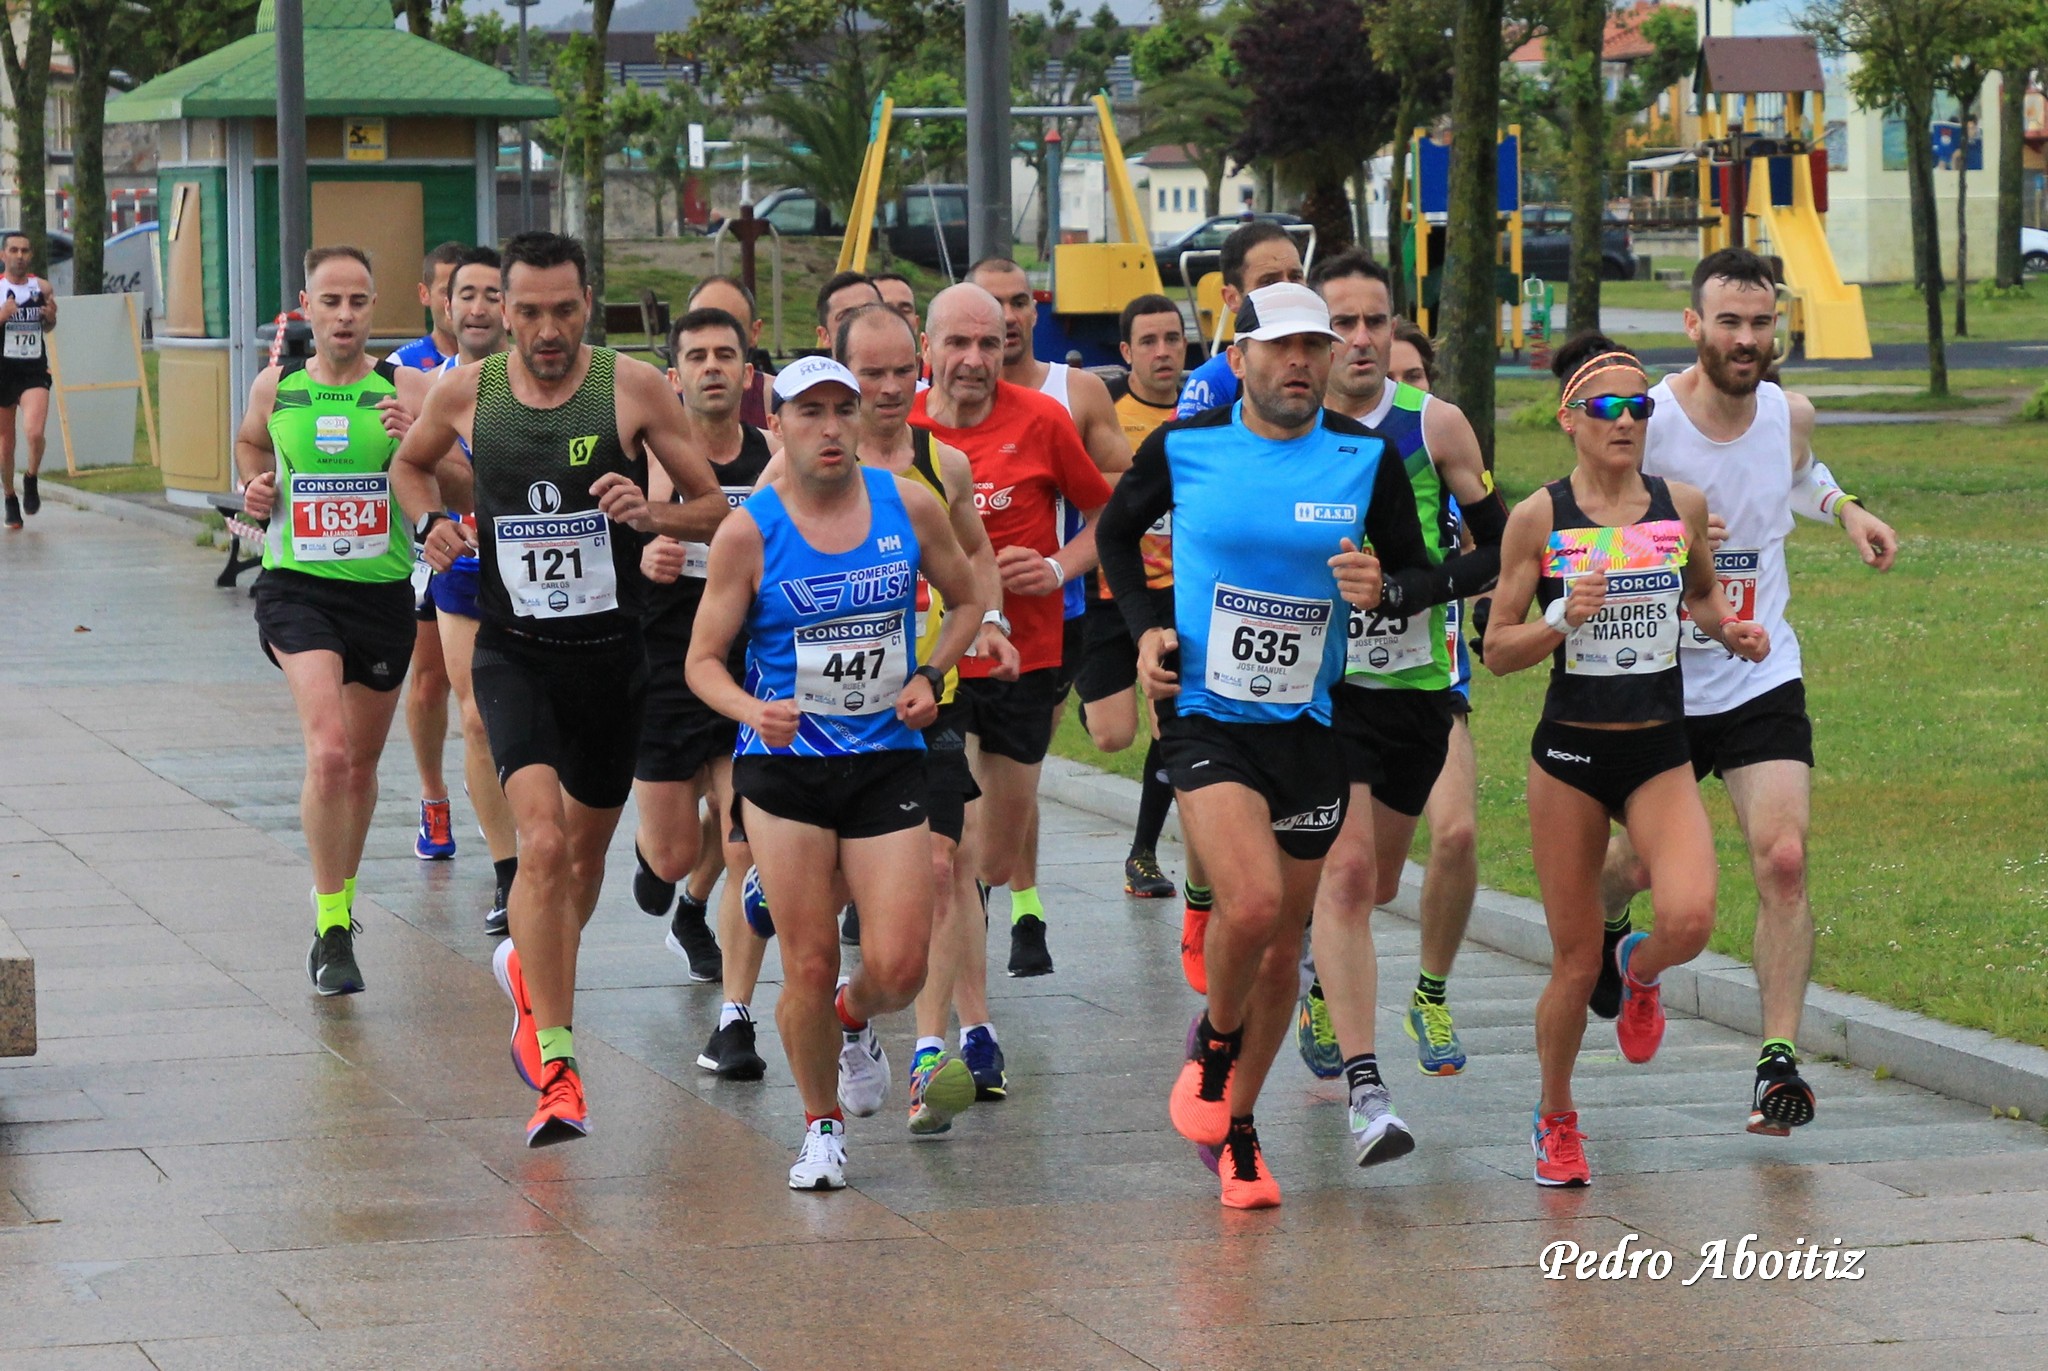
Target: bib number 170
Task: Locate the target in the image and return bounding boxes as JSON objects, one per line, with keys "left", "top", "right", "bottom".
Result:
{"left": 1231, "top": 624, "right": 1301, "bottom": 668}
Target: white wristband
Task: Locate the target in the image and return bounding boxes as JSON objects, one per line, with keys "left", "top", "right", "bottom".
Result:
{"left": 1044, "top": 555, "right": 1067, "bottom": 589}
{"left": 1543, "top": 597, "right": 1571, "bottom": 634}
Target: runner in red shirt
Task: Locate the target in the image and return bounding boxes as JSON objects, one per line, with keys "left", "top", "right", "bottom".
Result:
{"left": 911, "top": 284, "right": 1112, "bottom": 1008}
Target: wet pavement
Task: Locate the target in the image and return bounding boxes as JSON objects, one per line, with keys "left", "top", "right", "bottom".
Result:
{"left": 3, "top": 502, "right": 2046, "bottom": 1369}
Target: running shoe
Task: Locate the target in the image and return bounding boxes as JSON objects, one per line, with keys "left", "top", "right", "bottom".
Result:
{"left": 696, "top": 1015, "right": 767, "bottom": 1080}
{"left": 1180, "top": 900, "right": 1210, "bottom": 994}
{"left": 4, "top": 493, "right": 20, "bottom": 529}
{"left": 1404, "top": 998, "right": 1467, "bottom": 1076}
{"left": 665, "top": 896, "right": 722, "bottom": 983}
{"left": 491, "top": 939, "right": 543, "bottom": 1090}
{"left": 840, "top": 902, "right": 861, "bottom": 946}
{"left": 1348, "top": 1083, "right": 1416, "bottom": 1167}
{"left": 526, "top": 1058, "right": 588, "bottom": 1148}
{"left": 1294, "top": 980, "right": 1342, "bottom": 1079}
{"left": 1123, "top": 851, "right": 1174, "bottom": 898}
{"left": 413, "top": 799, "right": 456, "bottom": 861}
{"left": 789, "top": 1118, "right": 847, "bottom": 1190}
{"left": 20, "top": 473, "right": 37, "bottom": 516}
{"left": 1614, "top": 930, "right": 1666, "bottom": 1064}
{"left": 1218, "top": 1124, "right": 1281, "bottom": 1209}
{"left": 961, "top": 1026, "right": 1007, "bottom": 1101}
{"left": 1170, "top": 1019, "right": 1237, "bottom": 1147}
{"left": 483, "top": 879, "right": 510, "bottom": 937}
{"left": 837, "top": 1022, "right": 891, "bottom": 1117}
{"left": 1532, "top": 1107, "right": 1591, "bottom": 1187}
{"left": 1590, "top": 912, "right": 1630, "bottom": 1019}
{"left": 907, "top": 1047, "right": 976, "bottom": 1135}
{"left": 1007, "top": 913, "right": 1053, "bottom": 977}
{"left": 631, "top": 844, "right": 675, "bottom": 917}
{"left": 1749, "top": 1049, "right": 1818, "bottom": 1136}
{"left": 741, "top": 865, "right": 774, "bottom": 939}
{"left": 307, "top": 922, "right": 365, "bottom": 997}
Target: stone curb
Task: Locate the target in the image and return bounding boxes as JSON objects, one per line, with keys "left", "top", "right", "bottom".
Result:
{"left": 1039, "top": 755, "right": 2048, "bottom": 1120}
{"left": 41, "top": 479, "right": 214, "bottom": 543}
{"left": 0, "top": 911, "right": 34, "bottom": 1057}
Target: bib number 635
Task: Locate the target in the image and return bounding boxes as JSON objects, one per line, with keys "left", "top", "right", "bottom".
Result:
{"left": 1232, "top": 624, "right": 1301, "bottom": 668}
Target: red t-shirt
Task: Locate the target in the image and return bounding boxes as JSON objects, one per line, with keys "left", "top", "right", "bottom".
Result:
{"left": 911, "top": 381, "right": 1113, "bottom": 675}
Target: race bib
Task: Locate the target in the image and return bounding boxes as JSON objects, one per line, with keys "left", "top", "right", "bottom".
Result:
{"left": 493, "top": 510, "right": 617, "bottom": 618}
{"left": 290, "top": 473, "right": 391, "bottom": 563}
{"left": 1679, "top": 547, "right": 1759, "bottom": 651}
{"left": 3, "top": 322, "right": 41, "bottom": 360}
{"left": 679, "top": 485, "right": 754, "bottom": 579}
{"left": 1563, "top": 566, "right": 1682, "bottom": 676}
{"left": 793, "top": 610, "right": 906, "bottom": 716}
{"left": 1205, "top": 583, "right": 1330, "bottom": 704}
{"left": 1346, "top": 604, "right": 1434, "bottom": 675}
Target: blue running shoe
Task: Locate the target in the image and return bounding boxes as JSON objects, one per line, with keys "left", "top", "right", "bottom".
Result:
{"left": 961, "top": 1026, "right": 1006, "bottom": 1100}
{"left": 414, "top": 799, "right": 456, "bottom": 861}
{"left": 1404, "top": 997, "right": 1467, "bottom": 1075}
{"left": 1294, "top": 980, "right": 1343, "bottom": 1079}
{"left": 908, "top": 1048, "right": 976, "bottom": 1135}
{"left": 742, "top": 865, "right": 775, "bottom": 939}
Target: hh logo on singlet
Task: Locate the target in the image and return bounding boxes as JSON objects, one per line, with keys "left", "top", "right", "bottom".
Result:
{"left": 876, "top": 534, "right": 903, "bottom": 553}
{"left": 567, "top": 435, "right": 599, "bottom": 467}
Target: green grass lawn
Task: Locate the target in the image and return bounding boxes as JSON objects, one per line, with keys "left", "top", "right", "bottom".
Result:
{"left": 1806, "top": 391, "right": 1998, "bottom": 413}
{"left": 1578, "top": 276, "right": 2048, "bottom": 344}
{"left": 1052, "top": 415, "right": 2048, "bottom": 1048}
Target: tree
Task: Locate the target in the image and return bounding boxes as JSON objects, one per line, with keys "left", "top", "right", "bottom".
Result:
{"left": 736, "top": 55, "right": 876, "bottom": 220}
{"left": 1988, "top": 13, "right": 2048, "bottom": 288}
{"left": 44, "top": 0, "right": 132, "bottom": 295}
{"left": 1, "top": 0, "right": 53, "bottom": 270}
{"left": 893, "top": 69, "right": 968, "bottom": 182}
{"left": 131, "top": 0, "right": 261, "bottom": 82}
{"left": 1800, "top": 0, "right": 2008, "bottom": 396}
{"left": 1134, "top": 0, "right": 1247, "bottom": 220}
{"left": 1437, "top": 0, "right": 1505, "bottom": 463}
{"left": 394, "top": 0, "right": 432, "bottom": 36}
{"left": 1011, "top": 1, "right": 1128, "bottom": 257}
{"left": 429, "top": 0, "right": 511, "bottom": 63}
{"left": 1940, "top": 54, "right": 1987, "bottom": 336}
{"left": 1364, "top": 0, "right": 1455, "bottom": 312}
{"left": 553, "top": 0, "right": 618, "bottom": 338}
{"left": 684, "top": 0, "right": 877, "bottom": 109}
{"left": 1230, "top": 0, "right": 1397, "bottom": 252}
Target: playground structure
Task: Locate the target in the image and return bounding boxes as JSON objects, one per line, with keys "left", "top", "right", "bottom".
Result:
{"left": 1692, "top": 36, "right": 1870, "bottom": 360}
{"left": 1403, "top": 126, "right": 1529, "bottom": 356}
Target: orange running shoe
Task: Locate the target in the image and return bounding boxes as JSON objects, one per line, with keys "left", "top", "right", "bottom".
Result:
{"left": 1218, "top": 1123, "right": 1281, "bottom": 1209}
{"left": 492, "top": 940, "right": 543, "bottom": 1090}
{"left": 1180, "top": 900, "right": 1210, "bottom": 995}
{"left": 1169, "top": 1019, "right": 1236, "bottom": 1146}
{"left": 1614, "top": 931, "right": 1666, "bottom": 1065}
{"left": 1532, "top": 1108, "right": 1591, "bottom": 1187}
{"left": 526, "top": 1058, "right": 589, "bottom": 1148}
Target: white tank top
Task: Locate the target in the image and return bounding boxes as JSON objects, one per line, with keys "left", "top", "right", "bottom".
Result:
{"left": 1, "top": 276, "right": 49, "bottom": 366}
{"left": 1038, "top": 361, "right": 1073, "bottom": 415}
{"left": 1641, "top": 375, "right": 1803, "bottom": 715}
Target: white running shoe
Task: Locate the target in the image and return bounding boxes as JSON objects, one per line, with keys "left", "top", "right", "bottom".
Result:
{"left": 788, "top": 1118, "right": 847, "bottom": 1190}
{"left": 1348, "top": 1083, "right": 1417, "bottom": 1167}
{"left": 838, "top": 1022, "right": 891, "bottom": 1118}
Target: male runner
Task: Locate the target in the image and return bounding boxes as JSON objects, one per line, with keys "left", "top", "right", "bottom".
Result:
{"left": 0, "top": 231, "right": 57, "bottom": 528}
{"left": 686, "top": 275, "right": 772, "bottom": 426}
{"left": 234, "top": 245, "right": 431, "bottom": 996}
{"left": 392, "top": 242, "right": 469, "bottom": 864}
{"left": 814, "top": 271, "right": 884, "bottom": 349}
{"left": 629, "top": 305, "right": 772, "bottom": 985}
{"left": 1097, "top": 282, "right": 1438, "bottom": 1208}
{"left": 1601, "top": 247, "right": 1898, "bottom": 1135}
{"left": 1174, "top": 220, "right": 1304, "bottom": 419}
{"left": 685, "top": 355, "right": 991, "bottom": 1189}
{"left": 1096, "top": 294, "right": 1186, "bottom": 900}
{"left": 872, "top": 271, "right": 919, "bottom": 331}
{"left": 964, "top": 256, "right": 1133, "bottom": 970}
{"left": 1298, "top": 252, "right": 1506, "bottom": 1168}
{"left": 911, "top": 284, "right": 1114, "bottom": 1007}
{"left": 426, "top": 247, "right": 521, "bottom": 934}
{"left": 397, "top": 231, "right": 728, "bottom": 1147}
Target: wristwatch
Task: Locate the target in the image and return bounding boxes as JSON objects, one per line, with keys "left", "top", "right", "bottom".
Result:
{"left": 415, "top": 509, "right": 449, "bottom": 539}
{"left": 912, "top": 664, "right": 947, "bottom": 694}
{"left": 1543, "top": 597, "right": 1572, "bottom": 634}
{"left": 981, "top": 608, "right": 1011, "bottom": 636}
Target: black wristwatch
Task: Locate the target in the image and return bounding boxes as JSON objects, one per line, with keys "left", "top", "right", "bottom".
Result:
{"left": 415, "top": 509, "right": 450, "bottom": 539}
{"left": 912, "top": 665, "right": 946, "bottom": 694}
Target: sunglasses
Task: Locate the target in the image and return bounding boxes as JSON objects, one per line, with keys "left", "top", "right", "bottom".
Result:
{"left": 1563, "top": 394, "right": 1656, "bottom": 422}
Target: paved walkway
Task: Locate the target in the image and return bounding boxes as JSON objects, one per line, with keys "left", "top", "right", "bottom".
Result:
{"left": 4, "top": 502, "right": 2047, "bottom": 1370}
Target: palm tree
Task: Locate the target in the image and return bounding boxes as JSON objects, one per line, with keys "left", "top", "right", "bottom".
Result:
{"left": 740, "top": 58, "right": 878, "bottom": 222}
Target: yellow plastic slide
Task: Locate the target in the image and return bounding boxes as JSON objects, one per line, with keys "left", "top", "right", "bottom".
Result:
{"left": 1747, "top": 157, "right": 1870, "bottom": 360}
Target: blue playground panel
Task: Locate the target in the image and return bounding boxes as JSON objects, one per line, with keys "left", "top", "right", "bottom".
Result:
{"left": 1416, "top": 134, "right": 1520, "bottom": 217}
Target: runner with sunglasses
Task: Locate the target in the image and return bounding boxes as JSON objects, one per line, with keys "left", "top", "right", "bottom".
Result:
{"left": 1481, "top": 332, "right": 1769, "bottom": 1187}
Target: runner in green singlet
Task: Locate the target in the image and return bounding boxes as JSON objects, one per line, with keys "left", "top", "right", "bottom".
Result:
{"left": 234, "top": 245, "right": 433, "bottom": 997}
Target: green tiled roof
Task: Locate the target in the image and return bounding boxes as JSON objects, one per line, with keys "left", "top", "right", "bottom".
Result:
{"left": 109, "top": 0, "right": 557, "bottom": 124}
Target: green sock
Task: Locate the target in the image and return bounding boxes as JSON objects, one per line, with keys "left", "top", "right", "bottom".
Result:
{"left": 314, "top": 888, "right": 351, "bottom": 935}
{"left": 1184, "top": 882, "right": 1213, "bottom": 911}
{"left": 343, "top": 875, "right": 357, "bottom": 913}
{"left": 1760, "top": 1037, "right": 1796, "bottom": 1063}
{"left": 1604, "top": 903, "right": 1632, "bottom": 934}
{"left": 537, "top": 1026, "right": 575, "bottom": 1065}
{"left": 1009, "top": 886, "right": 1043, "bottom": 925}
{"left": 1415, "top": 972, "right": 1448, "bottom": 1006}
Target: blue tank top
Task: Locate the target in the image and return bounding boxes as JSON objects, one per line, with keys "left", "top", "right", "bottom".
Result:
{"left": 1166, "top": 403, "right": 1384, "bottom": 726}
{"left": 435, "top": 355, "right": 479, "bottom": 575}
{"left": 1175, "top": 351, "right": 1239, "bottom": 420}
{"left": 739, "top": 466, "right": 926, "bottom": 756}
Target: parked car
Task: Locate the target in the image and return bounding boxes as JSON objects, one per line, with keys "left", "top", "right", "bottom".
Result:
{"left": 2023, "top": 226, "right": 2048, "bottom": 274}
{"left": 747, "top": 187, "right": 847, "bottom": 237}
{"left": 882, "top": 184, "right": 969, "bottom": 272}
{"left": 0, "top": 227, "right": 72, "bottom": 265}
{"left": 1153, "top": 212, "right": 1305, "bottom": 287}
{"left": 1517, "top": 205, "right": 1637, "bottom": 282}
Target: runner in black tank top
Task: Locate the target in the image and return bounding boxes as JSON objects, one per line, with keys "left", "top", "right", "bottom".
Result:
{"left": 392, "top": 232, "right": 729, "bottom": 1153}
{"left": 1482, "top": 333, "right": 1770, "bottom": 1189}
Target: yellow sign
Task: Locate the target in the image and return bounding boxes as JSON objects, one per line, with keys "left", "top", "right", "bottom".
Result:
{"left": 344, "top": 118, "right": 387, "bottom": 162}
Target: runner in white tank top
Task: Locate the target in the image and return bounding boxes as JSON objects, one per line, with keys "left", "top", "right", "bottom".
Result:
{"left": 1599, "top": 249, "right": 1899, "bottom": 1142}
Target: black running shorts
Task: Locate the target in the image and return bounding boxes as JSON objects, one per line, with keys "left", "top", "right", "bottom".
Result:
{"left": 0, "top": 366, "right": 51, "bottom": 409}
{"left": 733, "top": 750, "right": 929, "bottom": 839}
{"left": 472, "top": 621, "right": 648, "bottom": 810}
{"left": 635, "top": 658, "right": 739, "bottom": 785}
{"left": 1686, "top": 679, "right": 1814, "bottom": 780}
{"left": 954, "top": 668, "right": 1064, "bottom": 766}
{"left": 1156, "top": 711, "right": 1347, "bottom": 861}
{"left": 1075, "top": 597, "right": 1138, "bottom": 705}
{"left": 922, "top": 701, "right": 982, "bottom": 845}
{"left": 254, "top": 567, "right": 415, "bottom": 692}
{"left": 1053, "top": 613, "right": 1087, "bottom": 698}
{"left": 1332, "top": 685, "right": 1458, "bottom": 818}
{"left": 1530, "top": 719, "right": 1692, "bottom": 817}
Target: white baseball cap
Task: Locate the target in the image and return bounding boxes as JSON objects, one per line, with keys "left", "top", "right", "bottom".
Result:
{"left": 1232, "top": 282, "right": 1343, "bottom": 344}
{"left": 771, "top": 354, "right": 862, "bottom": 410}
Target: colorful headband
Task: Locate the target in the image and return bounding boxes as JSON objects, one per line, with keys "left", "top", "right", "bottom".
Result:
{"left": 1557, "top": 351, "right": 1648, "bottom": 413}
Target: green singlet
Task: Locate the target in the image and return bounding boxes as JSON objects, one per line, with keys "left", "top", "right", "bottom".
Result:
{"left": 263, "top": 357, "right": 412, "bottom": 583}
{"left": 1344, "top": 381, "right": 1455, "bottom": 692}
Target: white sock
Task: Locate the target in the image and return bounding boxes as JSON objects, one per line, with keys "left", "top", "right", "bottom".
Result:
{"left": 719, "top": 1001, "right": 750, "bottom": 1030}
{"left": 915, "top": 1035, "right": 945, "bottom": 1058}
